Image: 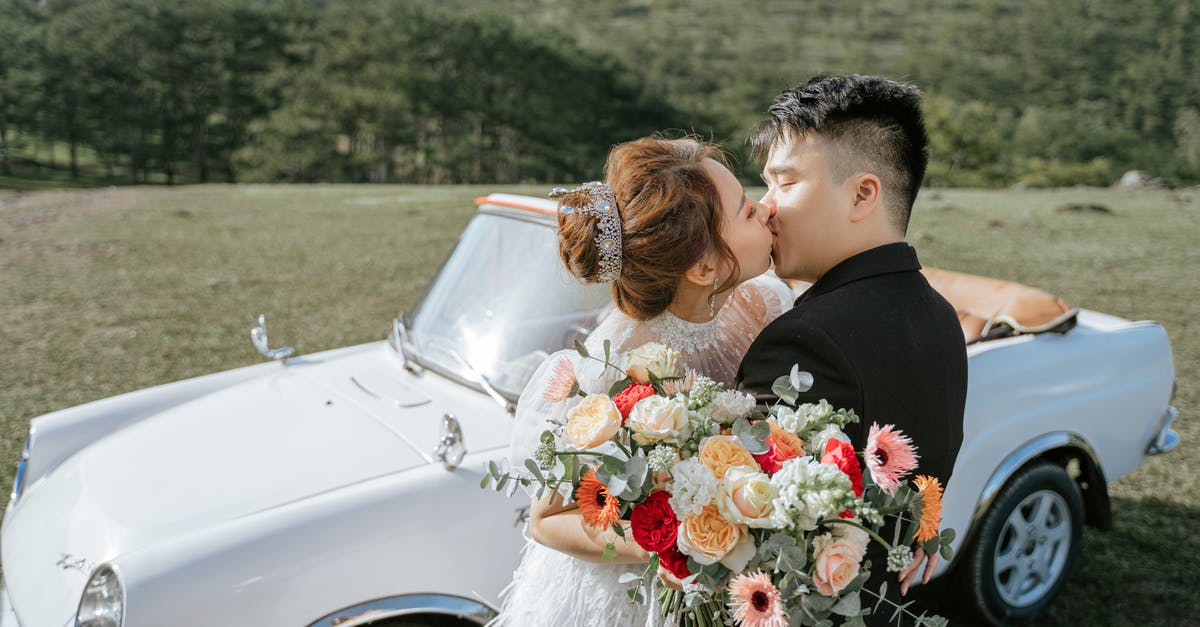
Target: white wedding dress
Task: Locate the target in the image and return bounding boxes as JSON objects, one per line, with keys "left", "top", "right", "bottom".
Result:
{"left": 491, "top": 274, "right": 794, "bottom": 627}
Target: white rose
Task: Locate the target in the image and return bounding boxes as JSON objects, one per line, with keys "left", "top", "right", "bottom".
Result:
{"left": 626, "top": 395, "right": 688, "bottom": 444}
{"left": 717, "top": 466, "right": 779, "bottom": 528}
{"left": 623, "top": 342, "right": 680, "bottom": 384}
{"left": 707, "top": 390, "right": 757, "bottom": 424}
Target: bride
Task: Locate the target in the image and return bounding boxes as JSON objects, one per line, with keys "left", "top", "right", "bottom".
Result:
{"left": 494, "top": 136, "right": 794, "bottom": 626}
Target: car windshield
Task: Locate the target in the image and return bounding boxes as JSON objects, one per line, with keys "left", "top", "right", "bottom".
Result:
{"left": 406, "top": 210, "right": 612, "bottom": 399}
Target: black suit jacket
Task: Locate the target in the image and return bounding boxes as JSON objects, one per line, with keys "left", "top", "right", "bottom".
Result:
{"left": 737, "top": 242, "right": 966, "bottom": 488}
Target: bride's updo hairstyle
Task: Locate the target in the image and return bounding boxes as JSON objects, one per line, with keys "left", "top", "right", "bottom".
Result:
{"left": 556, "top": 136, "right": 739, "bottom": 320}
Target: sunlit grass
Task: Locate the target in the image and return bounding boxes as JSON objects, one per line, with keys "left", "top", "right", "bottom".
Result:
{"left": 1, "top": 184, "right": 1196, "bottom": 625}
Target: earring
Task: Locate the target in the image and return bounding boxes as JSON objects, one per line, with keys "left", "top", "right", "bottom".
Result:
{"left": 709, "top": 277, "right": 718, "bottom": 319}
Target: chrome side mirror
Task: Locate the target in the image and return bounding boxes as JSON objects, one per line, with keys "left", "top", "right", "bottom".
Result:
{"left": 433, "top": 413, "right": 466, "bottom": 471}
{"left": 251, "top": 314, "right": 294, "bottom": 361}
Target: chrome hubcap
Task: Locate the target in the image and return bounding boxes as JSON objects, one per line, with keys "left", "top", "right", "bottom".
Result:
{"left": 993, "top": 490, "right": 1072, "bottom": 607}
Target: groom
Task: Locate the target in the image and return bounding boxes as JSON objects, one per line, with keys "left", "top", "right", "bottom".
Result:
{"left": 737, "top": 75, "right": 967, "bottom": 622}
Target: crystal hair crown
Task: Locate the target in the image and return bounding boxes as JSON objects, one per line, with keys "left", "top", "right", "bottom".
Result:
{"left": 550, "top": 181, "right": 622, "bottom": 282}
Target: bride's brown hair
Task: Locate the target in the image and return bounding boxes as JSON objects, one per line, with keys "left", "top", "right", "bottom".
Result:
{"left": 556, "top": 136, "right": 740, "bottom": 320}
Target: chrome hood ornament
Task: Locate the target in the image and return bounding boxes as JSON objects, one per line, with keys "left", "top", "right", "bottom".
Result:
{"left": 251, "top": 314, "right": 294, "bottom": 361}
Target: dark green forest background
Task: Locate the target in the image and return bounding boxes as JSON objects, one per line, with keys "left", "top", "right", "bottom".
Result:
{"left": 1, "top": 0, "right": 1197, "bottom": 188}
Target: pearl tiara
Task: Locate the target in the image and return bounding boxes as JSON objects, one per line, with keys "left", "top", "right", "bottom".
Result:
{"left": 550, "top": 181, "right": 622, "bottom": 283}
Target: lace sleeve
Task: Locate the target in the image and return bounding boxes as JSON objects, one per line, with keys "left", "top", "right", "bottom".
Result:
{"left": 506, "top": 347, "right": 623, "bottom": 487}
{"left": 730, "top": 273, "right": 795, "bottom": 328}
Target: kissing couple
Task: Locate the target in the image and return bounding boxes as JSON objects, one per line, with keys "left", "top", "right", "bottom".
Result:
{"left": 496, "top": 74, "right": 968, "bottom": 626}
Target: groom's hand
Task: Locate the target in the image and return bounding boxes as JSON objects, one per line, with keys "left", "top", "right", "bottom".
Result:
{"left": 898, "top": 546, "right": 940, "bottom": 596}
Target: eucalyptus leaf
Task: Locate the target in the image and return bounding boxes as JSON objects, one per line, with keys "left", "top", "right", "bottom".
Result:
{"left": 618, "top": 572, "right": 642, "bottom": 584}
{"left": 604, "top": 339, "right": 611, "bottom": 364}
{"left": 506, "top": 478, "right": 519, "bottom": 497}
{"left": 607, "top": 474, "right": 629, "bottom": 498}
{"left": 624, "top": 456, "right": 649, "bottom": 488}
{"left": 603, "top": 542, "right": 617, "bottom": 560}
{"left": 831, "top": 592, "right": 861, "bottom": 616}
{"left": 524, "top": 459, "right": 546, "bottom": 483}
{"left": 940, "top": 528, "right": 956, "bottom": 544}
{"left": 574, "top": 339, "right": 589, "bottom": 358}
{"left": 778, "top": 545, "right": 808, "bottom": 572}
{"left": 495, "top": 475, "right": 508, "bottom": 491}
{"left": 790, "top": 364, "right": 814, "bottom": 392}
{"left": 940, "top": 544, "right": 954, "bottom": 561}
{"left": 479, "top": 474, "right": 491, "bottom": 489}
{"left": 772, "top": 375, "right": 800, "bottom": 405}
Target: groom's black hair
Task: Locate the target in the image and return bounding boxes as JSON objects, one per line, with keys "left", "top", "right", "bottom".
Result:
{"left": 751, "top": 74, "right": 928, "bottom": 233}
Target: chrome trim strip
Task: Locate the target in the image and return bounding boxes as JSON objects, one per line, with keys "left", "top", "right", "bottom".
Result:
{"left": 1147, "top": 406, "right": 1180, "bottom": 455}
{"left": 306, "top": 594, "right": 497, "bottom": 627}
{"left": 9, "top": 430, "right": 31, "bottom": 506}
{"left": 963, "top": 432, "right": 1103, "bottom": 554}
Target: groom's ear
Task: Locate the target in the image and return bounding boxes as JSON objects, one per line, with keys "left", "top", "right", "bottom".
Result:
{"left": 848, "top": 173, "right": 882, "bottom": 223}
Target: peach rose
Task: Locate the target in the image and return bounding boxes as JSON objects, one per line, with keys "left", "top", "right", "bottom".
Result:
{"left": 811, "top": 529, "right": 868, "bottom": 596}
{"left": 718, "top": 466, "right": 778, "bottom": 528}
{"left": 698, "top": 436, "right": 761, "bottom": 479}
{"left": 563, "top": 394, "right": 622, "bottom": 449}
{"left": 676, "top": 503, "right": 753, "bottom": 570}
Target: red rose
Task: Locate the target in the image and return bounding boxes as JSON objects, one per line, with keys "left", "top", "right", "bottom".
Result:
{"left": 753, "top": 438, "right": 789, "bottom": 474}
{"left": 612, "top": 383, "right": 656, "bottom": 424}
{"left": 658, "top": 546, "right": 691, "bottom": 579}
{"left": 630, "top": 491, "right": 679, "bottom": 554}
{"left": 821, "top": 439, "right": 864, "bottom": 497}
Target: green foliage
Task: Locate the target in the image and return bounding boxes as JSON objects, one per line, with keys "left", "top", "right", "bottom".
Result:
{"left": 3, "top": 0, "right": 1199, "bottom": 187}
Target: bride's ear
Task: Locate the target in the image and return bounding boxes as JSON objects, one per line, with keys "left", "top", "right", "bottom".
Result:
{"left": 683, "top": 256, "right": 719, "bottom": 288}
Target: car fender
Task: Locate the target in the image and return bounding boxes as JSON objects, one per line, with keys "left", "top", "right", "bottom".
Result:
{"left": 107, "top": 449, "right": 526, "bottom": 627}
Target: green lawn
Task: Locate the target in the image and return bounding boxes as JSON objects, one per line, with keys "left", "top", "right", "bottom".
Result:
{"left": 1, "top": 184, "right": 1196, "bottom": 625}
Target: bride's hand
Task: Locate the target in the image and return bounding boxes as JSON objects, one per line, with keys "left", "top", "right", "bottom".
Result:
{"left": 657, "top": 565, "right": 684, "bottom": 591}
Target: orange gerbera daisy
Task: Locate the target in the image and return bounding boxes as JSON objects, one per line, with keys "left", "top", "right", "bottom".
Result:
{"left": 912, "top": 475, "right": 944, "bottom": 542}
{"left": 576, "top": 469, "right": 621, "bottom": 529}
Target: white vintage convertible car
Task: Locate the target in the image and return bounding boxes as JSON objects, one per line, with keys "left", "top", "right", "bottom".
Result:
{"left": 0, "top": 193, "right": 1179, "bottom": 627}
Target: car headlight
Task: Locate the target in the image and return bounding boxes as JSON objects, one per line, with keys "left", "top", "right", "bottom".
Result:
{"left": 75, "top": 565, "right": 124, "bottom": 627}
{"left": 9, "top": 430, "right": 31, "bottom": 505}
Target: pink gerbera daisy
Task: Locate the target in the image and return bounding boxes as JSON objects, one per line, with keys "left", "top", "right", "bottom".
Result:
{"left": 865, "top": 423, "right": 919, "bottom": 494}
{"left": 727, "top": 571, "right": 787, "bottom": 627}
{"left": 542, "top": 358, "right": 577, "bottom": 402}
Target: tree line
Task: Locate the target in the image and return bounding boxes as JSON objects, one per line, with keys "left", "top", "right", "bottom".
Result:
{"left": 1, "top": 0, "right": 1196, "bottom": 187}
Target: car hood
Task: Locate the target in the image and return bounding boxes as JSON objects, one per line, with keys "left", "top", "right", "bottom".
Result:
{"left": 1, "top": 343, "right": 513, "bottom": 625}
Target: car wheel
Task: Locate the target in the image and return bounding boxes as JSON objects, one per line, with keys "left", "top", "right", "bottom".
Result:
{"left": 958, "top": 462, "right": 1084, "bottom": 625}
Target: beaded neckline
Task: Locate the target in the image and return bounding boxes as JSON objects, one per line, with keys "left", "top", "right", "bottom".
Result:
{"left": 647, "top": 309, "right": 720, "bottom": 354}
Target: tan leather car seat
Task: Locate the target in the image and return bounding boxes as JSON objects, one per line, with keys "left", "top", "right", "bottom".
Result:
{"left": 783, "top": 269, "right": 1078, "bottom": 345}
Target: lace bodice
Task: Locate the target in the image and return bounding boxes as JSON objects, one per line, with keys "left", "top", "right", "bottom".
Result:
{"left": 506, "top": 272, "right": 794, "bottom": 484}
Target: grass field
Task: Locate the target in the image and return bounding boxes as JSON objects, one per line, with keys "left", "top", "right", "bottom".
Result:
{"left": 1, "top": 184, "right": 1196, "bottom": 625}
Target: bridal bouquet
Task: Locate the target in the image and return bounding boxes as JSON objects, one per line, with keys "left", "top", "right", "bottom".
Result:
{"left": 482, "top": 340, "right": 954, "bottom": 626}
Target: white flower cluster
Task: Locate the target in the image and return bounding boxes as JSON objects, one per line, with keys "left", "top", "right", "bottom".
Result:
{"left": 686, "top": 375, "right": 723, "bottom": 410}
{"left": 668, "top": 457, "right": 718, "bottom": 518}
{"left": 707, "top": 390, "right": 757, "bottom": 424}
{"left": 768, "top": 456, "right": 855, "bottom": 531}
{"left": 647, "top": 444, "right": 678, "bottom": 473}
